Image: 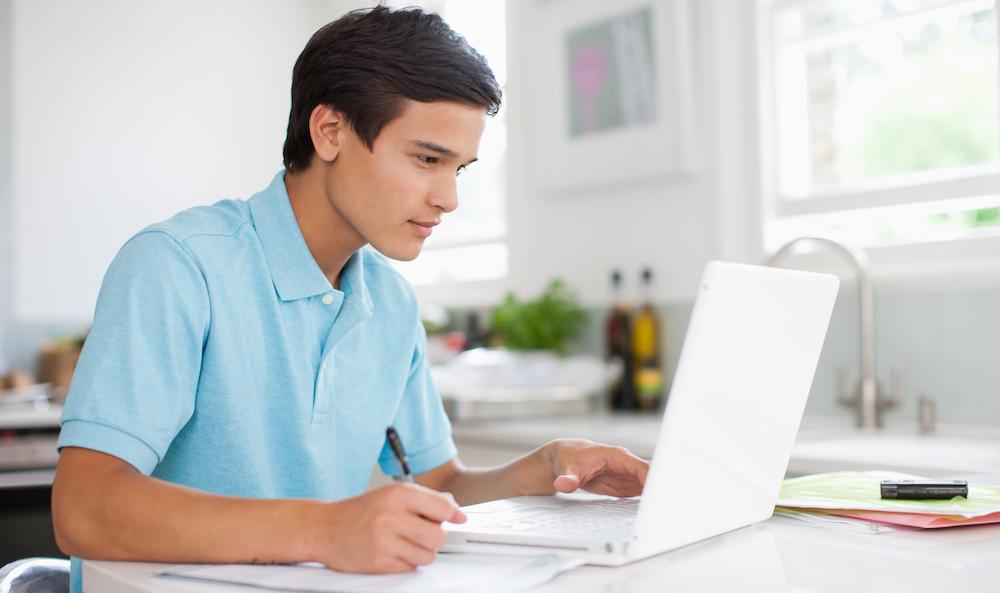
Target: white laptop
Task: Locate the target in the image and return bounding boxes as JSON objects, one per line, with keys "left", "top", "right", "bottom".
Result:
{"left": 444, "top": 261, "right": 839, "bottom": 565}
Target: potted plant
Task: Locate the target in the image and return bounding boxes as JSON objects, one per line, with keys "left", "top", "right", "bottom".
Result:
{"left": 489, "top": 279, "right": 586, "bottom": 355}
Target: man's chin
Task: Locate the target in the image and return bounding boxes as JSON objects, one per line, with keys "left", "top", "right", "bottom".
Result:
{"left": 370, "top": 241, "right": 422, "bottom": 262}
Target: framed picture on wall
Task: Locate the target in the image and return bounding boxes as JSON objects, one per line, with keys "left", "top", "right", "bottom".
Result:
{"left": 528, "top": 0, "right": 696, "bottom": 193}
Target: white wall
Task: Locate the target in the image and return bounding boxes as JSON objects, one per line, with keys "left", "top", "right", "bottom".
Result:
{"left": 414, "top": 0, "right": 761, "bottom": 308}
{"left": 0, "top": 0, "right": 13, "bottom": 373}
{"left": 4, "top": 0, "right": 762, "bottom": 338}
{"left": 9, "top": 0, "right": 354, "bottom": 323}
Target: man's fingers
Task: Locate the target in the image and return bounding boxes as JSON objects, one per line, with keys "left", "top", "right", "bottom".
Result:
{"left": 557, "top": 445, "right": 650, "bottom": 496}
{"left": 635, "top": 458, "right": 650, "bottom": 485}
{"left": 398, "top": 485, "right": 465, "bottom": 523}
{"left": 553, "top": 473, "right": 580, "bottom": 492}
{"left": 553, "top": 456, "right": 583, "bottom": 492}
{"left": 389, "top": 533, "right": 438, "bottom": 568}
{"left": 371, "top": 554, "right": 417, "bottom": 573}
{"left": 451, "top": 508, "right": 468, "bottom": 523}
{"left": 395, "top": 514, "right": 449, "bottom": 552}
{"left": 617, "top": 449, "right": 650, "bottom": 489}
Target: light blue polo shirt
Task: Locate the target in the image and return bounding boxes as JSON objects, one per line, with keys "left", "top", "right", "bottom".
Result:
{"left": 58, "top": 171, "right": 457, "bottom": 593}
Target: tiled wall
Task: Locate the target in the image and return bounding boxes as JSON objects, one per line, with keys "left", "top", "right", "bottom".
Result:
{"left": 452, "top": 285, "right": 1000, "bottom": 428}
{"left": 586, "top": 289, "right": 1000, "bottom": 427}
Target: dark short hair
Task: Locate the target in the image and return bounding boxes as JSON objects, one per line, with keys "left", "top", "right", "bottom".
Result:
{"left": 282, "top": 5, "right": 502, "bottom": 173}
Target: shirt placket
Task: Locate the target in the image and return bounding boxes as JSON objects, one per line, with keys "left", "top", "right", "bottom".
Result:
{"left": 311, "top": 292, "right": 368, "bottom": 428}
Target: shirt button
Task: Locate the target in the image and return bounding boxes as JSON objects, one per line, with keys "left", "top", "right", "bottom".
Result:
{"left": 322, "top": 361, "right": 328, "bottom": 369}
{"left": 322, "top": 294, "right": 334, "bottom": 305}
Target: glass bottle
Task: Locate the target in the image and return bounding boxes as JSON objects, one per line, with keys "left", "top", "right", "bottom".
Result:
{"left": 631, "top": 267, "right": 664, "bottom": 410}
{"left": 605, "top": 270, "right": 636, "bottom": 410}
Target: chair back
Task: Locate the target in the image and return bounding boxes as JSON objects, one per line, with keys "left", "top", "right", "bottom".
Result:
{"left": 0, "top": 558, "right": 70, "bottom": 593}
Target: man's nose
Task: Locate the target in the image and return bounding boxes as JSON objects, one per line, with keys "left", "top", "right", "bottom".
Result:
{"left": 431, "top": 176, "right": 458, "bottom": 213}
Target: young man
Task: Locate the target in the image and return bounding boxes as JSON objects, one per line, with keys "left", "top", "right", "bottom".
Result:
{"left": 52, "top": 6, "right": 649, "bottom": 592}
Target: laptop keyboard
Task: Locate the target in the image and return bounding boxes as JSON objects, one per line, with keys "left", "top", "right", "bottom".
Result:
{"left": 486, "top": 498, "right": 640, "bottom": 535}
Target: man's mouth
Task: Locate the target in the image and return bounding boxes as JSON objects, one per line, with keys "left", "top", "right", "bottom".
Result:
{"left": 408, "top": 220, "right": 439, "bottom": 238}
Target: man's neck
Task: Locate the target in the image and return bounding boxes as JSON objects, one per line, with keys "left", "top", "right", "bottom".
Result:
{"left": 283, "top": 166, "right": 365, "bottom": 291}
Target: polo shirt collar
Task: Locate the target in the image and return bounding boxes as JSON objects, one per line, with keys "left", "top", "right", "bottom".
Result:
{"left": 341, "top": 248, "right": 374, "bottom": 314}
{"left": 249, "top": 171, "right": 371, "bottom": 312}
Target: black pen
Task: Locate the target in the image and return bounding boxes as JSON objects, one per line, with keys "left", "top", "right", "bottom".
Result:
{"left": 386, "top": 426, "right": 414, "bottom": 483}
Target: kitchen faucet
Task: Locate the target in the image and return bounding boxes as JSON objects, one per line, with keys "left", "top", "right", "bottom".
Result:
{"left": 765, "top": 235, "right": 899, "bottom": 430}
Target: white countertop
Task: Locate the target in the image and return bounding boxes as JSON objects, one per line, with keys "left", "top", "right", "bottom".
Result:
{"left": 0, "top": 401, "right": 62, "bottom": 429}
{"left": 0, "top": 468, "right": 56, "bottom": 488}
{"left": 72, "top": 409, "right": 1000, "bottom": 592}
{"left": 84, "top": 517, "right": 1000, "bottom": 593}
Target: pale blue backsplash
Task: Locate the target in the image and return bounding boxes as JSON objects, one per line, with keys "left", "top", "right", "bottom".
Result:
{"left": 512, "top": 286, "right": 1000, "bottom": 428}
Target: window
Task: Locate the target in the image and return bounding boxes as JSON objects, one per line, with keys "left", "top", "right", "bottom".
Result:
{"left": 761, "top": 0, "right": 1000, "bottom": 253}
{"left": 388, "top": 0, "right": 508, "bottom": 286}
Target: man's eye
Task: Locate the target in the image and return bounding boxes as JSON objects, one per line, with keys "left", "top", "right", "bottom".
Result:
{"left": 418, "top": 155, "right": 439, "bottom": 166}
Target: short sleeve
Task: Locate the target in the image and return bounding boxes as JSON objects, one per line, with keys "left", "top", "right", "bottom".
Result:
{"left": 378, "top": 323, "right": 457, "bottom": 476}
{"left": 57, "top": 231, "right": 210, "bottom": 475}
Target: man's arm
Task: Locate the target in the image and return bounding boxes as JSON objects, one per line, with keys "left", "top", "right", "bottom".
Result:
{"left": 416, "top": 439, "right": 649, "bottom": 506}
{"left": 52, "top": 447, "right": 466, "bottom": 572}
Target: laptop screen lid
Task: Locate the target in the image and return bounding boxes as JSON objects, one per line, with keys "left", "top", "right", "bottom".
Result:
{"left": 631, "top": 261, "right": 838, "bottom": 557}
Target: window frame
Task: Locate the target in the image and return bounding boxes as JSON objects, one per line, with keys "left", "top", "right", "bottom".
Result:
{"left": 756, "top": 0, "right": 1000, "bottom": 288}
{"left": 388, "top": 0, "right": 510, "bottom": 293}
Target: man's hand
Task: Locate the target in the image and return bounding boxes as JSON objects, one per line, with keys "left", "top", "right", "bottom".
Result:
{"left": 310, "top": 482, "right": 467, "bottom": 573}
{"left": 53, "top": 447, "right": 466, "bottom": 573}
{"left": 544, "top": 439, "right": 649, "bottom": 497}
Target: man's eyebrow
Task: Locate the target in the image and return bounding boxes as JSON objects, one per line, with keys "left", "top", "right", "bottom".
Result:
{"left": 409, "top": 139, "right": 479, "bottom": 164}
{"left": 409, "top": 140, "right": 457, "bottom": 157}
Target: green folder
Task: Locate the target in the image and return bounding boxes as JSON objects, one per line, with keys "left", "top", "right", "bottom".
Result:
{"left": 777, "top": 471, "right": 1000, "bottom": 519}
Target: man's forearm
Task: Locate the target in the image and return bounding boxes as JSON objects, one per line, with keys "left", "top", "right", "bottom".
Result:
{"left": 53, "top": 449, "right": 322, "bottom": 564}
{"left": 433, "top": 442, "right": 559, "bottom": 506}
{"left": 427, "top": 438, "right": 649, "bottom": 506}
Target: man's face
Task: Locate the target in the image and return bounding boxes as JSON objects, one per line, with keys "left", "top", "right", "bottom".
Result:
{"left": 323, "top": 100, "right": 486, "bottom": 261}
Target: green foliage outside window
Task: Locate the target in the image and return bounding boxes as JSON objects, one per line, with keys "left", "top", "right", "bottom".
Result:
{"left": 814, "top": 9, "right": 1000, "bottom": 238}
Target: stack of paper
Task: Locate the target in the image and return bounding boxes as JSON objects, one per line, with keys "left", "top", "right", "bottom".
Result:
{"left": 776, "top": 471, "right": 1000, "bottom": 530}
{"left": 157, "top": 553, "right": 583, "bottom": 593}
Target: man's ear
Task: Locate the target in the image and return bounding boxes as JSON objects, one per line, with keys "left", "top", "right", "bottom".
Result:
{"left": 309, "top": 104, "right": 346, "bottom": 163}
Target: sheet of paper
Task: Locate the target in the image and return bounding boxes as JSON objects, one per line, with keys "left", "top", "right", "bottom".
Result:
{"left": 817, "top": 508, "right": 1000, "bottom": 529}
{"left": 777, "top": 471, "right": 1000, "bottom": 518}
{"left": 772, "top": 508, "right": 891, "bottom": 534}
{"left": 157, "top": 553, "right": 584, "bottom": 593}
